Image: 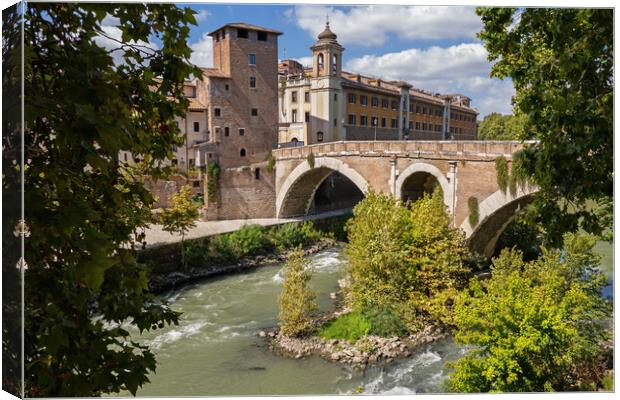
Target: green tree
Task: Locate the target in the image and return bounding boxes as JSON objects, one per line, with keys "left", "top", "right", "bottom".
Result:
{"left": 160, "top": 185, "right": 199, "bottom": 271}
{"left": 3, "top": 3, "right": 201, "bottom": 396}
{"left": 278, "top": 248, "right": 318, "bottom": 337}
{"left": 477, "top": 8, "right": 613, "bottom": 245}
{"left": 345, "top": 190, "right": 470, "bottom": 332}
{"left": 477, "top": 112, "right": 525, "bottom": 140}
{"left": 448, "top": 233, "right": 610, "bottom": 392}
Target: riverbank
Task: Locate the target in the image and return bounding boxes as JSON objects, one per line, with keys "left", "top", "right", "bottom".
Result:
{"left": 148, "top": 237, "right": 337, "bottom": 293}
{"left": 266, "top": 324, "right": 449, "bottom": 370}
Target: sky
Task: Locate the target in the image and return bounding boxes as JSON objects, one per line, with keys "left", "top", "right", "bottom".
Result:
{"left": 105, "top": 4, "right": 517, "bottom": 118}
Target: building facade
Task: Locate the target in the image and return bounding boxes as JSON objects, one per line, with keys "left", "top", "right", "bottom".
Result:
{"left": 278, "top": 23, "right": 478, "bottom": 146}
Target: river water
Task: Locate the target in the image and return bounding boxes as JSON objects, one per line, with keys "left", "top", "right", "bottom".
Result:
{"left": 133, "top": 243, "right": 613, "bottom": 396}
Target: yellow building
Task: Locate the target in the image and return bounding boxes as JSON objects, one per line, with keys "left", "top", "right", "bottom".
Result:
{"left": 278, "top": 22, "right": 478, "bottom": 146}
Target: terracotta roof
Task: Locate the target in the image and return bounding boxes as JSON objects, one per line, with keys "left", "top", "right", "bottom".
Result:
{"left": 208, "top": 22, "right": 283, "bottom": 36}
{"left": 200, "top": 68, "right": 230, "bottom": 79}
{"left": 188, "top": 98, "right": 207, "bottom": 110}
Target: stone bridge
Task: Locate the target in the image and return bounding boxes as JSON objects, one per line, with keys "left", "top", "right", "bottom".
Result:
{"left": 273, "top": 140, "right": 536, "bottom": 257}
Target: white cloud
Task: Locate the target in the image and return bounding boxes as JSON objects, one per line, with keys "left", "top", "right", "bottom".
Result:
{"left": 194, "top": 9, "right": 210, "bottom": 23}
{"left": 345, "top": 43, "right": 515, "bottom": 117}
{"left": 189, "top": 33, "right": 213, "bottom": 68}
{"left": 94, "top": 16, "right": 157, "bottom": 65}
{"left": 291, "top": 5, "right": 482, "bottom": 46}
{"left": 294, "top": 56, "right": 313, "bottom": 67}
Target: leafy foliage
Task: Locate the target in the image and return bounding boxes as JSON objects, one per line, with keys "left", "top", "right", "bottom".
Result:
{"left": 227, "top": 224, "right": 268, "bottom": 257}
{"left": 495, "top": 156, "right": 508, "bottom": 194}
{"left": 477, "top": 112, "right": 525, "bottom": 140}
{"left": 159, "top": 185, "right": 199, "bottom": 271}
{"left": 467, "top": 197, "right": 479, "bottom": 227}
{"left": 493, "top": 213, "right": 543, "bottom": 262}
{"left": 3, "top": 3, "right": 201, "bottom": 396}
{"left": 206, "top": 162, "right": 220, "bottom": 203}
{"left": 345, "top": 190, "right": 470, "bottom": 333}
{"left": 266, "top": 151, "right": 275, "bottom": 173}
{"left": 278, "top": 248, "right": 318, "bottom": 337}
{"left": 477, "top": 8, "right": 613, "bottom": 245}
{"left": 307, "top": 152, "right": 315, "bottom": 168}
{"left": 448, "top": 233, "right": 610, "bottom": 392}
{"left": 319, "top": 311, "right": 372, "bottom": 343}
{"left": 268, "top": 221, "right": 322, "bottom": 252}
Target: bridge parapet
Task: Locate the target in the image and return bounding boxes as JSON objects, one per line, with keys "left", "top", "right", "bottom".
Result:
{"left": 272, "top": 140, "right": 532, "bottom": 161}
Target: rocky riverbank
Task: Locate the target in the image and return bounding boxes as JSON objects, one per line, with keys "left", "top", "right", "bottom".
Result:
{"left": 264, "top": 324, "right": 448, "bottom": 370}
{"left": 149, "top": 238, "right": 337, "bottom": 293}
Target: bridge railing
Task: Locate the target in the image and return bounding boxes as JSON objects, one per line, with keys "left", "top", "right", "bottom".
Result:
{"left": 272, "top": 140, "right": 535, "bottom": 160}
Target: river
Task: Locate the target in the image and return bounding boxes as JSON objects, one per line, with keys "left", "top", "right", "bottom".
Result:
{"left": 132, "top": 242, "right": 613, "bottom": 396}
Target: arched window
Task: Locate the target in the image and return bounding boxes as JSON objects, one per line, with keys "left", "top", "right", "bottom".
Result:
{"left": 317, "top": 131, "right": 324, "bottom": 142}
{"left": 317, "top": 53, "right": 324, "bottom": 71}
{"left": 240, "top": 148, "right": 246, "bottom": 157}
{"left": 291, "top": 137, "right": 299, "bottom": 143}
{"left": 332, "top": 54, "right": 338, "bottom": 76}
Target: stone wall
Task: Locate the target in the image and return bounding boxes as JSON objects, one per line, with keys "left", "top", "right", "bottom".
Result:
{"left": 206, "top": 161, "right": 276, "bottom": 220}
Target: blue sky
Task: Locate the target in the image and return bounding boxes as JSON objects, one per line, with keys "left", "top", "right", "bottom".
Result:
{"left": 178, "top": 4, "right": 516, "bottom": 117}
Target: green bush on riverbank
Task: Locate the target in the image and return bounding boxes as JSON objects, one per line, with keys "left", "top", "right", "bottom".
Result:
{"left": 139, "top": 221, "right": 327, "bottom": 275}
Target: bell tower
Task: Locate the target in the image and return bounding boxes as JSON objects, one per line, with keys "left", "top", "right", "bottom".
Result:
{"left": 309, "top": 22, "right": 345, "bottom": 142}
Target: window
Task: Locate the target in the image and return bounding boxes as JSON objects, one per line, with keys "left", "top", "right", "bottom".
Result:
{"left": 348, "top": 93, "right": 356, "bottom": 104}
{"left": 409, "top": 103, "right": 414, "bottom": 112}
{"left": 436, "top": 124, "right": 441, "bottom": 132}
{"left": 248, "top": 53, "right": 256, "bottom": 65}
{"left": 391, "top": 100, "right": 398, "bottom": 110}
{"left": 123, "top": 153, "right": 128, "bottom": 162}
{"left": 317, "top": 131, "right": 324, "bottom": 142}
{"left": 291, "top": 91, "right": 297, "bottom": 103}
{"left": 317, "top": 53, "right": 324, "bottom": 70}
{"left": 255, "top": 168, "right": 261, "bottom": 179}
{"left": 381, "top": 117, "right": 386, "bottom": 128}
{"left": 193, "top": 121, "right": 200, "bottom": 132}
{"left": 371, "top": 96, "right": 379, "bottom": 107}
{"left": 408, "top": 121, "right": 413, "bottom": 130}
{"left": 334, "top": 118, "right": 337, "bottom": 127}
{"left": 214, "top": 108, "right": 221, "bottom": 117}
{"left": 416, "top": 122, "right": 421, "bottom": 130}
{"left": 225, "top": 84, "right": 229, "bottom": 91}
{"left": 239, "top": 128, "right": 245, "bottom": 136}
{"left": 332, "top": 54, "right": 338, "bottom": 76}
{"left": 360, "top": 116, "right": 368, "bottom": 126}
{"left": 224, "top": 126, "right": 230, "bottom": 136}
{"left": 416, "top": 105, "right": 421, "bottom": 114}
{"left": 348, "top": 114, "right": 356, "bottom": 125}
{"left": 304, "top": 91, "right": 310, "bottom": 102}
{"left": 436, "top": 109, "right": 442, "bottom": 117}
{"left": 360, "top": 95, "right": 368, "bottom": 106}
{"left": 251, "top": 108, "right": 258, "bottom": 116}
{"left": 257, "top": 31, "right": 267, "bottom": 41}
{"left": 193, "top": 180, "right": 200, "bottom": 187}
{"left": 292, "top": 109, "right": 297, "bottom": 123}
{"left": 391, "top": 118, "right": 397, "bottom": 128}
{"left": 215, "top": 32, "right": 220, "bottom": 42}
{"left": 334, "top": 93, "right": 338, "bottom": 101}
{"left": 237, "top": 28, "right": 248, "bottom": 38}
{"left": 305, "top": 112, "right": 310, "bottom": 122}
{"left": 240, "top": 148, "right": 246, "bottom": 157}
{"left": 422, "top": 123, "right": 427, "bottom": 131}
{"left": 422, "top": 107, "right": 426, "bottom": 115}
{"left": 250, "top": 76, "right": 256, "bottom": 88}
{"left": 382, "top": 98, "right": 389, "bottom": 108}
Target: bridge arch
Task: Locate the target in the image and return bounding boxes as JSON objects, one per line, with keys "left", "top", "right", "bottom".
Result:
{"left": 276, "top": 157, "right": 369, "bottom": 218}
{"left": 395, "top": 162, "right": 453, "bottom": 213}
{"left": 460, "top": 185, "right": 538, "bottom": 258}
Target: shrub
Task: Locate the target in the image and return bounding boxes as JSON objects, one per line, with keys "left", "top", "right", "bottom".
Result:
{"left": 307, "top": 152, "right": 315, "bottom": 168}
{"left": 364, "top": 306, "right": 408, "bottom": 337}
{"left": 345, "top": 189, "right": 470, "bottom": 333}
{"left": 206, "top": 162, "right": 220, "bottom": 203}
{"left": 467, "top": 196, "right": 479, "bottom": 227}
{"left": 278, "top": 248, "right": 318, "bottom": 337}
{"left": 185, "top": 239, "right": 209, "bottom": 268}
{"left": 319, "top": 311, "right": 372, "bottom": 343}
{"left": 495, "top": 155, "right": 508, "bottom": 194}
{"left": 266, "top": 151, "right": 275, "bottom": 173}
{"left": 448, "top": 233, "right": 610, "bottom": 392}
{"left": 268, "top": 221, "right": 322, "bottom": 252}
{"left": 207, "top": 234, "right": 237, "bottom": 263}
{"left": 227, "top": 224, "right": 268, "bottom": 257}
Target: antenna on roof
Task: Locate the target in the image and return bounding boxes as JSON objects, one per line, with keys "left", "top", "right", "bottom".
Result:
{"left": 326, "top": 14, "right": 329, "bottom": 25}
